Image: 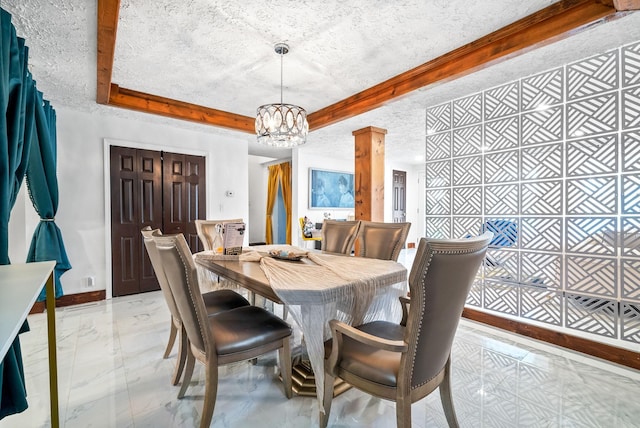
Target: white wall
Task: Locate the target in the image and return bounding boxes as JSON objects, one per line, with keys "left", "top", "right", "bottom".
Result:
{"left": 292, "top": 147, "right": 423, "bottom": 248}
{"left": 247, "top": 155, "right": 275, "bottom": 243}
{"left": 10, "top": 106, "right": 249, "bottom": 297}
{"left": 292, "top": 150, "right": 354, "bottom": 246}
{"left": 8, "top": 186, "right": 28, "bottom": 264}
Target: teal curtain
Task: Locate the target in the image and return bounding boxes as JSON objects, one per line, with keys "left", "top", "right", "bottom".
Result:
{"left": 0, "top": 7, "right": 68, "bottom": 420}
{"left": 26, "top": 90, "right": 70, "bottom": 300}
{"left": 0, "top": 9, "right": 34, "bottom": 420}
{"left": 0, "top": 13, "right": 32, "bottom": 264}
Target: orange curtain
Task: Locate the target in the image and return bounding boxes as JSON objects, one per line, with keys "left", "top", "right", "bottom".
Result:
{"left": 265, "top": 164, "right": 279, "bottom": 244}
{"left": 264, "top": 162, "right": 292, "bottom": 245}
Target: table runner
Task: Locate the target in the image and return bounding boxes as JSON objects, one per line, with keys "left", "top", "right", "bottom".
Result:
{"left": 258, "top": 249, "right": 407, "bottom": 406}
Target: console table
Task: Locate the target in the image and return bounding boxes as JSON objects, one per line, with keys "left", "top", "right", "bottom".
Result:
{"left": 0, "top": 261, "right": 58, "bottom": 427}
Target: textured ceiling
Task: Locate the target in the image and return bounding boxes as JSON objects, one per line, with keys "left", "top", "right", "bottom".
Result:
{"left": 3, "top": 1, "right": 640, "bottom": 164}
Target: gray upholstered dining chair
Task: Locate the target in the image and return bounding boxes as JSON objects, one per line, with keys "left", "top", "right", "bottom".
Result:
{"left": 321, "top": 219, "right": 361, "bottom": 255}
{"left": 194, "top": 218, "right": 243, "bottom": 252}
{"left": 141, "top": 228, "right": 250, "bottom": 385}
{"left": 194, "top": 218, "right": 260, "bottom": 303}
{"left": 153, "top": 232, "right": 293, "bottom": 428}
{"left": 320, "top": 232, "right": 492, "bottom": 428}
{"left": 354, "top": 221, "right": 411, "bottom": 261}
{"left": 195, "top": 218, "right": 288, "bottom": 318}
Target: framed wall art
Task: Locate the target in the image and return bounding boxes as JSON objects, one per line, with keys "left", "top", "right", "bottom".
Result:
{"left": 309, "top": 168, "right": 354, "bottom": 209}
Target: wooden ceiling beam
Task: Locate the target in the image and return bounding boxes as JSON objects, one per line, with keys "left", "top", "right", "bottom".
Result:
{"left": 96, "top": 0, "right": 120, "bottom": 104}
{"left": 307, "top": 0, "right": 631, "bottom": 131}
{"left": 108, "top": 84, "right": 255, "bottom": 133}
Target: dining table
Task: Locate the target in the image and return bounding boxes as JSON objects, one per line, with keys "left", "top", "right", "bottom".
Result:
{"left": 194, "top": 244, "right": 408, "bottom": 405}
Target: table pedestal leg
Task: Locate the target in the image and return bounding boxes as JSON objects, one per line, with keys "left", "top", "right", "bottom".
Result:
{"left": 290, "top": 360, "right": 351, "bottom": 397}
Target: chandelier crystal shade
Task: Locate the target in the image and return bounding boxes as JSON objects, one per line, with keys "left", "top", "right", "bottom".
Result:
{"left": 255, "top": 43, "right": 308, "bottom": 147}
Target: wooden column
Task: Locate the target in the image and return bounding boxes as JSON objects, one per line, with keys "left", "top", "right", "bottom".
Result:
{"left": 353, "top": 126, "right": 386, "bottom": 222}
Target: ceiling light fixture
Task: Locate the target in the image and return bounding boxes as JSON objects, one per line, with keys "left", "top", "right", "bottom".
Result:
{"left": 255, "top": 43, "right": 308, "bottom": 148}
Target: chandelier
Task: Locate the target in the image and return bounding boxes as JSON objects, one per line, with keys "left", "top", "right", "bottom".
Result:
{"left": 255, "top": 43, "right": 309, "bottom": 147}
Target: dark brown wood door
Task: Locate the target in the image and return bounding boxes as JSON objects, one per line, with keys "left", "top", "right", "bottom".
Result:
{"left": 162, "top": 152, "right": 206, "bottom": 251}
{"left": 111, "top": 146, "right": 162, "bottom": 296}
{"left": 392, "top": 170, "right": 406, "bottom": 223}
{"left": 111, "top": 147, "right": 206, "bottom": 297}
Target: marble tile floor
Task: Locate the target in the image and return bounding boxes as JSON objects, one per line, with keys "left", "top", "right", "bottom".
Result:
{"left": 2, "top": 263, "right": 640, "bottom": 426}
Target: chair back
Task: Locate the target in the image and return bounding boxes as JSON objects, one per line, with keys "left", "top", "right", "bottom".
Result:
{"left": 355, "top": 221, "right": 411, "bottom": 261}
{"left": 195, "top": 219, "right": 243, "bottom": 251}
{"left": 321, "top": 220, "right": 360, "bottom": 254}
{"left": 141, "top": 228, "right": 182, "bottom": 323}
{"left": 154, "top": 233, "right": 213, "bottom": 355}
{"left": 406, "top": 232, "right": 491, "bottom": 389}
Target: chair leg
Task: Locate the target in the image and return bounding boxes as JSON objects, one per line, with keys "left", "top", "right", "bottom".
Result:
{"left": 178, "top": 351, "right": 196, "bottom": 399}
{"left": 164, "top": 319, "right": 177, "bottom": 359}
{"left": 282, "top": 305, "right": 288, "bottom": 320}
{"left": 200, "top": 361, "right": 218, "bottom": 428}
{"left": 278, "top": 338, "right": 292, "bottom": 399}
{"left": 319, "top": 372, "right": 335, "bottom": 428}
{"left": 171, "top": 328, "right": 188, "bottom": 385}
{"left": 439, "top": 359, "right": 460, "bottom": 428}
{"left": 396, "top": 397, "right": 412, "bottom": 428}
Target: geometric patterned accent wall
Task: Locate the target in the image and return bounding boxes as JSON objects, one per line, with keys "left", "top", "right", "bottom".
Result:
{"left": 425, "top": 40, "right": 640, "bottom": 346}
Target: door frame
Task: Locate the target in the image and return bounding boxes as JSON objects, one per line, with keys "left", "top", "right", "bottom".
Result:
{"left": 103, "top": 138, "right": 210, "bottom": 299}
